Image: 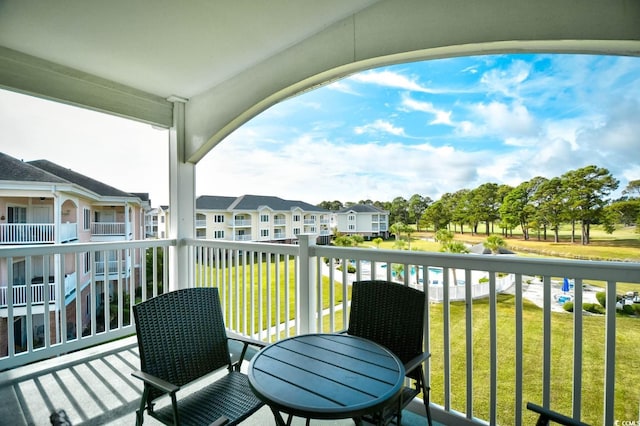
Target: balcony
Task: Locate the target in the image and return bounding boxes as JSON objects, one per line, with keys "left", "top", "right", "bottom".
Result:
{"left": 0, "top": 237, "right": 638, "bottom": 425}
{"left": 91, "top": 222, "right": 125, "bottom": 236}
{"left": 0, "top": 223, "right": 55, "bottom": 244}
{"left": 232, "top": 219, "right": 252, "bottom": 227}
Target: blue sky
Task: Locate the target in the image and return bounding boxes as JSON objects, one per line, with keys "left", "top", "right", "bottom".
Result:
{"left": 2, "top": 53, "right": 639, "bottom": 206}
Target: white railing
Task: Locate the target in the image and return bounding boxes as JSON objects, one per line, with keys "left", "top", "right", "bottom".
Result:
{"left": 0, "top": 282, "right": 56, "bottom": 307}
{"left": 59, "top": 222, "right": 77, "bottom": 242}
{"left": 91, "top": 222, "right": 125, "bottom": 235}
{"left": 186, "top": 237, "right": 639, "bottom": 426}
{"left": 303, "top": 219, "right": 316, "bottom": 225}
{"left": 233, "top": 235, "right": 252, "bottom": 241}
{"left": 274, "top": 219, "right": 286, "bottom": 225}
{"left": 94, "top": 259, "right": 129, "bottom": 276}
{"left": 232, "top": 219, "right": 252, "bottom": 226}
{"left": 0, "top": 239, "right": 172, "bottom": 370}
{"left": 0, "top": 236, "right": 638, "bottom": 425}
{"left": 195, "top": 220, "right": 207, "bottom": 228}
{"left": 0, "top": 223, "right": 55, "bottom": 244}
{"left": 273, "top": 232, "right": 286, "bottom": 239}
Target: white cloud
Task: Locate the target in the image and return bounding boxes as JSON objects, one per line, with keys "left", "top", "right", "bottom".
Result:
{"left": 401, "top": 95, "right": 453, "bottom": 126}
{"left": 480, "top": 59, "right": 531, "bottom": 99}
{"left": 354, "top": 119, "right": 406, "bottom": 136}
{"left": 350, "top": 70, "right": 443, "bottom": 94}
{"left": 462, "top": 101, "right": 536, "bottom": 139}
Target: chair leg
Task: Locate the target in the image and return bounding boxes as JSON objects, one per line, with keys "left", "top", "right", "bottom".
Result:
{"left": 424, "top": 386, "right": 432, "bottom": 426}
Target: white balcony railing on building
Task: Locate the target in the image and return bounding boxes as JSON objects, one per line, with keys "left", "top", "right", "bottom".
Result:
{"left": 303, "top": 219, "right": 315, "bottom": 225}
{"left": 94, "top": 260, "right": 129, "bottom": 276}
{"left": 234, "top": 235, "right": 252, "bottom": 241}
{"left": 195, "top": 220, "right": 207, "bottom": 228}
{"left": 59, "top": 222, "right": 78, "bottom": 242}
{"left": 0, "top": 282, "right": 56, "bottom": 307}
{"left": 273, "top": 232, "right": 286, "bottom": 239}
{"left": 0, "top": 223, "right": 55, "bottom": 244}
{"left": 274, "top": 219, "right": 286, "bottom": 225}
{"left": 91, "top": 222, "right": 125, "bottom": 235}
{"left": 0, "top": 237, "right": 638, "bottom": 424}
{"left": 232, "top": 220, "right": 251, "bottom": 227}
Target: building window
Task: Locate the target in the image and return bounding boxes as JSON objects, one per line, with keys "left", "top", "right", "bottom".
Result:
{"left": 348, "top": 215, "right": 355, "bottom": 221}
{"left": 12, "top": 259, "right": 26, "bottom": 285}
{"left": 7, "top": 206, "right": 27, "bottom": 223}
{"left": 83, "top": 252, "right": 91, "bottom": 274}
{"left": 260, "top": 229, "right": 269, "bottom": 237}
{"left": 348, "top": 224, "right": 355, "bottom": 230}
{"left": 260, "top": 214, "right": 269, "bottom": 222}
{"left": 293, "top": 228, "right": 300, "bottom": 235}
{"left": 309, "top": 215, "right": 316, "bottom": 221}
{"left": 214, "top": 230, "right": 225, "bottom": 239}
{"left": 293, "top": 215, "right": 300, "bottom": 222}
{"left": 214, "top": 215, "right": 224, "bottom": 223}
{"left": 160, "top": 216, "right": 165, "bottom": 223}
{"left": 83, "top": 208, "right": 91, "bottom": 230}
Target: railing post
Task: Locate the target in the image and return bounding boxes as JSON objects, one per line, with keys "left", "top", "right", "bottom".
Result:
{"left": 297, "top": 234, "right": 317, "bottom": 334}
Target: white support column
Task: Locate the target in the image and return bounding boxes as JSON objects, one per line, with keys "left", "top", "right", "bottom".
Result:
{"left": 297, "top": 234, "right": 317, "bottom": 334}
{"left": 168, "top": 97, "right": 195, "bottom": 291}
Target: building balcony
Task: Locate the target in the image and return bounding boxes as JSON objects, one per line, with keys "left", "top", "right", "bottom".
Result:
{"left": 232, "top": 220, "right": 252, "bottom": 227}
{"left": 0, "top": 237, "right": 637, "bottom": 425}
{"left": 274, "top": 219, "right": 286, "bottom": 226}
{"left": 91, "top": 222, "right": 125, "bottom": 236}
{"left": 0, "top": 223, "right": 78, "bottom": 245}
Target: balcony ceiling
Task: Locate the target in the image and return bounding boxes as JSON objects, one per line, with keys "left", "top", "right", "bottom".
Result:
{"left": 1, "top": 0, "right": 639, "bottom": 163}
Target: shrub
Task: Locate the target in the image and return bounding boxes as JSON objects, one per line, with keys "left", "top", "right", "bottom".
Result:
{"left": 584, "top": 303, "right": 606, "bottom": 315}
{"left": 479, "top": 277, "right": 489, "bottom": 284}
{"left": 595, "top": 291, "right": 606, "bottom": 308}
{"left": 622, "top": 304, "right": 635, "bottom": 316}
{"left": 563, "top": 301, "right": 574, "bottom": 312}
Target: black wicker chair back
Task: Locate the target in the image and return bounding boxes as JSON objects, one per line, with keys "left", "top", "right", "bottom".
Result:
{"left": 132, "top": 288, "right": 264, "bottom": 426}
{"left": 347, "top": 280, "right": 432, "bottom": 425}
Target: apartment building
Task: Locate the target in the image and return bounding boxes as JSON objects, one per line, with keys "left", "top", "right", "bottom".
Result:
{"left": 196, "top": 195, "right": 331, "bottom": 244}
{"left": 144, "top": 205, "right": 168, "bottom": 239}
{"left": 0, "top": 152, "right": 148, "bottom": 356}
{"left": 334, "top": 204, "right": 389, "bottom": 239}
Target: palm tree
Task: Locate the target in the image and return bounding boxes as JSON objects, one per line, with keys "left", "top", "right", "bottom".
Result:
{"left": 436, "top": 230, "right": 469, "bottom": 285}
{"left": 484, "top": 235, "right": 506, "bottom": 254}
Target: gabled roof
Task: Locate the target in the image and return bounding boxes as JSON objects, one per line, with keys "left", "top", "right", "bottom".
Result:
{"left": 196, "top": 195, "right": 237, "bottom": 210}
{"left": 0, "top": 152, "right": 69, "bottom": 184}
{"left": 197, "top": 194, "right": 328, "bottom": 212}
{"left": 27, "top": 159, "right": 134, "bottom": 198}
{"left": 230, "top": 195, "right": 326, "bottom": 212}
{"left": 338, "top": 204, "right": 388, "bottom": 214}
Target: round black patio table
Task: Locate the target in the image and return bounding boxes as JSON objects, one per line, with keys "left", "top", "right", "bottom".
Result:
{"left": 248, "top": 333, "right": 405, "bottom": 425}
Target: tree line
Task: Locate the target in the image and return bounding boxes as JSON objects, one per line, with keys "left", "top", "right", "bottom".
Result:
{"left": 318, "top": 165, "right": 640, "bottom": 245}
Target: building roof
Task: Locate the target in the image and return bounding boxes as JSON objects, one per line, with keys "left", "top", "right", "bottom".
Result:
{"left": 27, "top": 159, "right": 135, "bottom": 198}
{"left": 197, "top": 194, "right": 328, "bottom": 212}
{"left": 338, "top": 204, "right": 388, "bottom": 214}
{"left": 0, "top": 152, "right": 69, "bottom": 184}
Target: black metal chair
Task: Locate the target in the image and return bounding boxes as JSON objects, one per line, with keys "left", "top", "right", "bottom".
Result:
{"left": 526, "top": 402, "right": 591, "bottom": 426}
{"left": 132, "top": 288, "right": 265, "bottom": 426}
{"left": 345, "top": 280, "right": 432, "bottom": 426}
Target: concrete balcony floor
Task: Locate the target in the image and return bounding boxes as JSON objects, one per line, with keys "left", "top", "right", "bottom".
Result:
{"left": 0, "top": 336, "right": 432, "bottom": 425}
